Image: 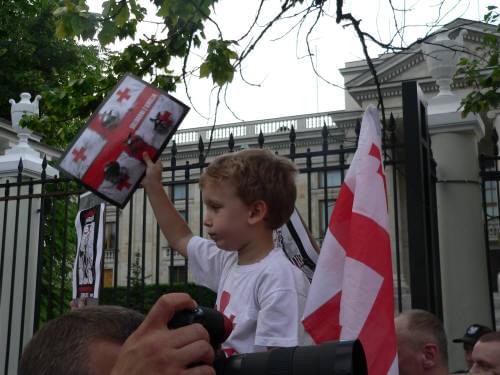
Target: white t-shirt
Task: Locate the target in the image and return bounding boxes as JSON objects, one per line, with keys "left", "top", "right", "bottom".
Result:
{"left": 187, "top": 236, "right": 310, "bottom": 355}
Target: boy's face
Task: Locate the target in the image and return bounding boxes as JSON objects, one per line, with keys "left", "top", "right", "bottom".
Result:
{"left": 202, "top": 180, "right": 252, "bottom": 251}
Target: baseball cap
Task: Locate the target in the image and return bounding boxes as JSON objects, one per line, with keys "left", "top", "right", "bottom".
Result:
{"left": 452, "top": 324, "right": 492, "bottom": 345}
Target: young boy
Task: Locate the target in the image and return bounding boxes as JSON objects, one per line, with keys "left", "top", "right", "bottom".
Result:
{"left": 142, "top": 149, "right": 310, "bottom": 355}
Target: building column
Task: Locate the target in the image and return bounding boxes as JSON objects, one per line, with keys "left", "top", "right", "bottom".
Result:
{"left": 0, "top": 93, "right": 57, "bottom": 375}
{"left": 429, "top": 111, "right": 493, "bottom": 369}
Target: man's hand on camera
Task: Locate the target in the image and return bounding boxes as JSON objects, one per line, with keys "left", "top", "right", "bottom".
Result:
{"left": 111, "top": 293, "right": 215, "bottom": 375}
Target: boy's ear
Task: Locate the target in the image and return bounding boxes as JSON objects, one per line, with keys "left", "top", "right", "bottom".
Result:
{"left": 248, "top": 200, "right": 268, "bottom": 225}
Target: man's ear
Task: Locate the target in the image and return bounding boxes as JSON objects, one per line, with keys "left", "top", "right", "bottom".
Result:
{"left": 421, "top": 343, "right": 438, "bottom": 369}
{"left": 248, "top": 200, "right": 268, "bottom": 225}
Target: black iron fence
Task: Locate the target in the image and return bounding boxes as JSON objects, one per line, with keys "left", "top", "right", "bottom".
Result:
{"left": 1, "top": 119, "right": 412, "bottom": 372}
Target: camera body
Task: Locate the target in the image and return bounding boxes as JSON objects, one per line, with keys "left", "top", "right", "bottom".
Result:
{"left": 169, "top": 307, "right": 367, "bottom": 375}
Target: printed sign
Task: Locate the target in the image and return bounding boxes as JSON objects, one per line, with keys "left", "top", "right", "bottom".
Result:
{"left": 72, "top": 197, "right": 105, "bottom": 304}
{"left": 58, "top": 73, "right": 190, "bottom": 207}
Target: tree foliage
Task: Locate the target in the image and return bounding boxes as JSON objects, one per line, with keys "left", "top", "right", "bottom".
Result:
{"left": 457, "top": 6, "right": 500, "bottom": 115}
{"left": 52, "top": 1, "right": 500, "bottom": 128}
{"left": 54, "top": 0, "right": 240, "bottom": 92}
{"left": 0, "top": 0, "right": 116, "bottom": 149}
{"left": 57, "top": 0, "right": 481, "bottom": 134}
{"left": 53, "top": 0, "right": 398, "bottom": 128}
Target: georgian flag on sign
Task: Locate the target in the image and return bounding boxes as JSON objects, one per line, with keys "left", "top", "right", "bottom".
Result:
{"left": 302, "top": 105, "right": 398, "bottom": 375}
{"left": 58, "top": 74, "right": 190, "bottom": 208}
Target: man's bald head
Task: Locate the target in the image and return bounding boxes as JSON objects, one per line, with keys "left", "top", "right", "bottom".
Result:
{"left": 395, "top": 309, "right": 448, "bottom": 375}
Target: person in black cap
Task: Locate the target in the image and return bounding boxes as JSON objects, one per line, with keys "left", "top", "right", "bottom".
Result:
{"left": 453, "top": 323, "right": 492, "bottom": 371}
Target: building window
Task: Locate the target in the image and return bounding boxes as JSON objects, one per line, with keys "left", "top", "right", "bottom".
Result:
{"left": 484, "top": 180, "right": 500, "bottom": 241}
{"left": 173, "top": 184, "right": 187, "bottom": 200}
{"left": 104, "top": 222, "right": 116, "bottom": 250}
{"left": 485, "top": 180, "right": 499, "bottom": 218}
{"left": 103, "top": 269, "right": 113, "bottom": 288}
{"left": 318, "top": 170, "right": 342, "bottom": 188}
{"left": 178, "top": 209, "right": 187, "bottom": 220}
{"left": 170, "top": 265, "right": 187, "bottom": 283}
{"left": 319, "top": 199, "right": 335, "bottom": 237}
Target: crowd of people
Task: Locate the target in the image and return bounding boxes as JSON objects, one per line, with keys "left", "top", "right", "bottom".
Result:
{"left": 18, "top": 148, "right": 500, "bottom": 374}
{"left": 20, "top": 295, "right": 500, "bottom": 375}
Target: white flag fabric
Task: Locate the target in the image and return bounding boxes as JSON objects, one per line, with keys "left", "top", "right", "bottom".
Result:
{"left": 302, "top": 105, "right": 398, "bottom": 375}
{"left": 274, "top": 208, "right": 319, "bottom": 281}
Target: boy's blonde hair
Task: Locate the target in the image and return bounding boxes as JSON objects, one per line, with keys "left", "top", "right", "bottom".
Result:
{"left": 200, "top": 149, "right": 297, "bottom": 229}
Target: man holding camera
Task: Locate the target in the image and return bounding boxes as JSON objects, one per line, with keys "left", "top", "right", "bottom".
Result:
{"left": 19, "top": 293, "right": 215, "bottom": 375}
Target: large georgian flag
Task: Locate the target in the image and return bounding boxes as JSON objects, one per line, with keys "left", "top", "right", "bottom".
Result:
{"left": 302, "top": 105, "right": 398, "bottom": 375}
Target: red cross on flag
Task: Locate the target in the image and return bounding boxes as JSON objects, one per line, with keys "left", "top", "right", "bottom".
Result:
{"left": 302, "top": 105, "right": 398, "bottom": 375}
{"left": 58, "top": 74, "right": 189, "bottom": 207}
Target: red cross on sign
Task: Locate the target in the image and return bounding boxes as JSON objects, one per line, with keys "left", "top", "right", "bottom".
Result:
{"left": 80, "top": 85, "right": 159, "bottom": 191}
{"left": 116, "top": 88, "right": 131, "bottom": 103}
{"left": 159, "top": 112, "right": 172, "bottom": 124}
{"left": 116, "top": 175, "right": 131, "bottom": 191}
{"left": 72, "top": 147, "right": 87, "bottom": 162}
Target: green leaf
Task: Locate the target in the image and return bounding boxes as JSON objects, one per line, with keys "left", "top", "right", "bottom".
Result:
{"left": 157, "top": 0, "right": 170, "bottom": 17}
{"left": 102, "top": 1, "right": 112, "bottom": 17}
{"left": 98, "top": 21, "right": 118, "bottom": 45}
{"left": 53, "top": 6, "right": 67, "bottom": 17}
{"left": 55, "top": 20, "right": 67, "bottom": 38}
{"left": 63, "top": 0, "right": 76, "bottom": 12}
{"left": 115, "top": 4, "right": 130, "bottom": 27}
{"left": 70, "top": 15, "right": 85, "bottom": 35}
{"left": 199, "top": 62, "right": 211, "bottom": 78}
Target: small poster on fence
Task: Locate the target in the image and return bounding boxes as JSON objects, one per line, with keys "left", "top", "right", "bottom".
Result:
{"left": 274, "top": 208, "right": 320, "bottom": 281}
{"left": 72, "top": 193, "right": 105, "bottom": 307}
{"left": 57, "top": 73, "right": 190, "bottom": 208}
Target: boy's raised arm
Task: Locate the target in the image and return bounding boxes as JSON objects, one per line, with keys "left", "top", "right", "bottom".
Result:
{"left": 142, "top": 153, "right": 193, "bottom": 258}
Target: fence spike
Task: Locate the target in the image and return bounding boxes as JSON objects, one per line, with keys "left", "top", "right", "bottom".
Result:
{"left": 389, "top": 113, "right": 396, "bottom": 132}
{"left": 228, "top": 133, "right": 235, "bottom": 152}
{"left": 258, "top": 130, "right": 264, "bottom": 148}
{"left": 171, "top": 140, "right": 177, "bottom": 156}
{"left": 41, "top": 156, "right": 47, "bottom": 180}
{"left": 355, "top": 118, "right": 361, "bottom": 137}
{"left": 18, "top": 158, "right": 23, "bottom": 173}
{"left": 321, "top": 123, "right": 328, "bottom": 139}
{"left": 198, "top": 136, "right": 205, "bottom": 163}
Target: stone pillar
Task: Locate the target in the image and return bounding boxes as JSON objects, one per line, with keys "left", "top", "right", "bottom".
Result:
{"left": 422, "top": 28, "right": 493, "bottom": 370}
{"left": 0, "top": 93, "right": 57, "bottom": 375}
{"left": 429, "top": 112, "right": 492, "bottom": 369}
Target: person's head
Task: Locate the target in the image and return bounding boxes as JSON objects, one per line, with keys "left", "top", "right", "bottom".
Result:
{"left": 199, "top": 148, "right": 297, "bottom": 251}
{"left": 19, "top": 305, "right": 144, "bottom": 375}
{"left": 453, "top": 323, "right": 492, "bottom": 368}
{"left": 470, "top": 331, "right": 500, "bottom": 375}
{"left": 395, "top": 309, "right": 448, "bottom": 375}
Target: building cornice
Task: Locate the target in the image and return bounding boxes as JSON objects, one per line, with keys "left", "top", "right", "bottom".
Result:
{"left": 343, "top": 18, "right": 496, "bottom": 97}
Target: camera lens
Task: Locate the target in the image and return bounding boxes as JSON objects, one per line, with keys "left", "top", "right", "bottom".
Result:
{"left": 215, "top": 340, "right": 367, "bottom": 375}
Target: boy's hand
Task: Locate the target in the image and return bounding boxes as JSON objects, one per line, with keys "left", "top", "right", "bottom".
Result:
{"left": 142, "top": 152, "right": 163, "bottom": 192}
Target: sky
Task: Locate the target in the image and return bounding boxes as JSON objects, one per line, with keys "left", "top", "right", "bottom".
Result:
{"left": 87, "top": 0, "right": 492, "bottom": 129}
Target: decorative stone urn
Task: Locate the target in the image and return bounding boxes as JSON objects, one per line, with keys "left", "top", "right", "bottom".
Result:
{"left": 7, "top": 93, "right": 42, "bottom": 158}
{"left": 422, "top": 29, "right": 466, "bottom": 113}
